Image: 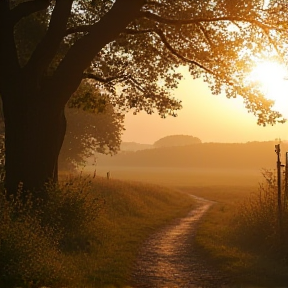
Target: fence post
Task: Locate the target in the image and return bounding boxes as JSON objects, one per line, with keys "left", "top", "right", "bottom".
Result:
{"left": 275, "top": 144, "right": 283, "bottom": 242}
{"left": 285, "top": 152, "right": 288, "bottom": 209}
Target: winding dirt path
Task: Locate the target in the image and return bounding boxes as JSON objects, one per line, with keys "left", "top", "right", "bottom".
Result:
{"left": 130, "top": 195, "right": 230, "bottom": 288}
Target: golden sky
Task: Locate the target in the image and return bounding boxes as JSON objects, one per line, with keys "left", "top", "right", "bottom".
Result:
{"left": 122, "top": 67, "right": 288, "bottom": 144}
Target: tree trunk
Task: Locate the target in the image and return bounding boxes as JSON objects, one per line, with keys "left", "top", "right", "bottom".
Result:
{"left": 3, "top": 96, "right": 66, "bottom": 202}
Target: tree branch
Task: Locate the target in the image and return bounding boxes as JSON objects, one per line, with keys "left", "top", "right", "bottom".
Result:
{"left": 65, "top": 25, "right": 93, "bottom": 36}
{"left": 83, "top": 71, "right": 147, "bottom": 95}
{"left": 83, "top": 73, "right": 128, "bottom": 83}
{"left": 11, "top": 0, "right": 51, "bottom": 25}
{"left": 25, "top": 0, "right": 73, "bottom": 82}
{"left": 196, "top": 23, "right": 214, "bottom": 48}
{"left": 0, "top": 1, "right": 21, "bottom": 93}
{"left": 125, "top": 28, "right": 215, "bottom": 75}
{"left": 156, "top": 29, "right": 215, "bottom": 74}
{"left": 259, "top": 27, "right": 285, "bottom": 60}
{"left": 127, "top": 76, "right": 146, "bottom": 94}
{"left": 49, "top": 0, "right": 146, "bottom": 107}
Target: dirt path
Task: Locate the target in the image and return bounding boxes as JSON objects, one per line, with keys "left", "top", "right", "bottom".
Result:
{"left": 130, "top": 195, "right": 230, "bottom": 288}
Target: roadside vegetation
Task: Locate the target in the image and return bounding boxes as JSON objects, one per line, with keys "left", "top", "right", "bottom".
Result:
{"left": 184, "top": 172, "right": 288, "bottom": 287}
{"left": 0, "top": 175, "right": 195, "bottom": 288}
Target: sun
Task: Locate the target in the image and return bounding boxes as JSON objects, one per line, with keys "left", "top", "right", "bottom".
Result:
{"left": 248, "top": 60, "right": 288, "bottom": 116}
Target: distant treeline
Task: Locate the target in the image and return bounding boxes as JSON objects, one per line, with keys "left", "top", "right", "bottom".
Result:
{"left": 97, "top": 141, "right": 288, "bottom": 170}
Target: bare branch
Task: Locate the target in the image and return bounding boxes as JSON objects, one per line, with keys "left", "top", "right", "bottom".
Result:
{"left": 11, "top": 0, "right": 51, "bottom": 24}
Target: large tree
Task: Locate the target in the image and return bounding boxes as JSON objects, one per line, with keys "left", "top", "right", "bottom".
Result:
{"left": 0, "top": 0, "right": 287, "bottom": 200}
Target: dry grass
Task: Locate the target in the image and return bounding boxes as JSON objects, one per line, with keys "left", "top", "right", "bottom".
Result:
{"left": 80, "top": 177, "right": 196, "bottom": 287}
{"left": 182, "top": 178, "right": 288, "bottom": 287}
{"left": 0, "top": 174, "right": 195, "bottom": 288}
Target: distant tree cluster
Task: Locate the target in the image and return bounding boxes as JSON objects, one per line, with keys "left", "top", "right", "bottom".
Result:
{"left": 59, "top": 106, "right": 124, "bottom": 171}
{"left": 59, "top": 81, "right": 125, "bottom": 171}
{"left": 154, "top": 135, "right": 202, "bottom": 148}
{"left": 98, "top": 140, "right": 284, "bottom": 169}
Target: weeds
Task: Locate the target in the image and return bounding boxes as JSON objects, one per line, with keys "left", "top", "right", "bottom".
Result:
{"left": 191, "top": 173, "right": 288, "bottom": 286}
{"left": 0, "top": 175, "right": 103, "bottom": 288}
{"left": 233, "top": 169, "right": 288, "bottom": 259}
{"left": 0, "top": 192, "right": 74, "bottom": 288}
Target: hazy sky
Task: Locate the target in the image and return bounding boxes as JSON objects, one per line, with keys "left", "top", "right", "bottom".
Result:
{"left": 122, "top": 67, "right": 288, "bottom": 144}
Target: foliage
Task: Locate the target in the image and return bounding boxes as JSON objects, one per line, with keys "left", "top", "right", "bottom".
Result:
{"left": 153, "top": 134, "right": 202, "bottom": 148}
{"left": 0, "top": 175, "right": 104, "bottom": 288}
{"left": 5, "top": 0, "right": 288, "bottom": 122}
{"left": 59, "top": 82, "right": 125, "bottom": 171}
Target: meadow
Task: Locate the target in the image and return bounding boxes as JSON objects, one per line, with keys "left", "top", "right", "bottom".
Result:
{"left": 0, "top": 175, "right": 195, "bottom": 288}
{"left": 83, "top": 164, "right": 288, "bottom": 287}
{"left": 2, "top": 142, "right": 288, "bottom": 287}
{"left": 179, "top": 185, "right": 288, "bottom": 287}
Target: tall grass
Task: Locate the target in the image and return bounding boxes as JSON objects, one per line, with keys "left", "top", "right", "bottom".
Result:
{"left": 189, "top": 172, "right": 288, "bottom": 287}
{"left": 0, "top": 175, "right": 102, "bottom": 288}
{"left": 0, "top": 174, "right": 195, "bottom": 288}
{"left": 233, "top": 169, "right": 288, "bottom": 260}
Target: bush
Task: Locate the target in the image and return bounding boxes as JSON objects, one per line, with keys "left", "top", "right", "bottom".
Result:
{"left": 0, "top": 175, "right": 104, "bottom": 288}
{"left": 42, "top": 175, "right": 104, "bottom": 252}
{"left": 0, "top": 194, "right": 73, "bottom": 288}
{"left": 232, "top": 169, "right": 288, "bottom": 260}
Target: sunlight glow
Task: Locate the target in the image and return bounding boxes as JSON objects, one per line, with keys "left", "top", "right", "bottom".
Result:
{"left": 249, "top": 61, "right": 288, "bottom": 116}
{"left": 263, "top": 0, "right": 270, "bottom": 9}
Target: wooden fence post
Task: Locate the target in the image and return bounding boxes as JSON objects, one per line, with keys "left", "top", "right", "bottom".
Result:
{"left": 275, "top": 144, "right": 283, "bottom": 242}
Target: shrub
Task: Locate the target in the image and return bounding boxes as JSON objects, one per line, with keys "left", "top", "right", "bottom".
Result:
{"left": 0, "top": 193, "right": 74, "bottom": 288}
{"left": 42, "top": 175, "right": 104, "bottom": 252}
{"left": 232, "top": 169, "right": 288, "bottom": 260}
{"left": 0, "top": 175, "right": 104, "bottom": 288}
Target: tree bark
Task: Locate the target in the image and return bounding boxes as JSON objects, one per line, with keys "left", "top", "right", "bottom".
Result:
{"left": 3, "top": 93, "right": 66, "bottom": 202}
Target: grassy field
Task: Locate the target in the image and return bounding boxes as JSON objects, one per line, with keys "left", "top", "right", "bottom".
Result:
{"left": 178, "top": 185, "right": 288, "bottom": 287}
{"left": 83, "top": 165, "right": 263, "bottom": 186}
{"left": 0, "top": 175, "right": 196, "bottom": 288}
{"left": 83, "top": 166, "right": 288, "bottom": 287}
{"left": 2, "top": 165, "right": 288, "bottom": 287}
{"left": 81, "top": 177, "right": 196, "bottom": 287}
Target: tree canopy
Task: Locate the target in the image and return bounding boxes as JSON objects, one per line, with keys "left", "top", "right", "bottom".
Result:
{"left": 3, "top": 0, "right": 288, "bottom": 122}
